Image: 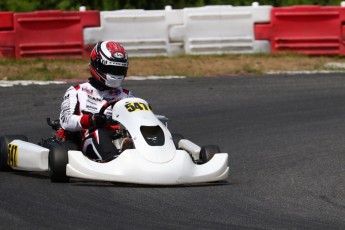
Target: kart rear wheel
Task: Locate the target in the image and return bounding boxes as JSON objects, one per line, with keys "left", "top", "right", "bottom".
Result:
{"left": 199, "top": 145, "right": 221, "bottom": 164}
{"left": 49, "top": 141, "right": 77, "bottom": 183}
{"left": 172, "top": 133, "right": 184, "bottom": 149}
{"left": 0, "top": 135, "right": 28, "bottom": 171}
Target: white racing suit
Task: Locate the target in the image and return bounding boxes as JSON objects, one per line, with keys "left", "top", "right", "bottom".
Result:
{"left": 59, "top": 80, "right": 133, "bottom": 161}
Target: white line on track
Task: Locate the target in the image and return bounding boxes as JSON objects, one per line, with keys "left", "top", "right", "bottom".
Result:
{"left": 0, "top": 80, "right": 66, "bottom": 87}
{"left": 127, "top": 76, "right": 186, "bottom": 80}
{"left": 266, "top": 70, "right": 345, "bottom": 75}
{"left": 0, "top": 76, "right": 186, "bottom": 87}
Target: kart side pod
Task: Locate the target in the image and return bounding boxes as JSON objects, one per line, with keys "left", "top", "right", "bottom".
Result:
{"left": 5, "top": 140, "right": 49, "bottom": 171}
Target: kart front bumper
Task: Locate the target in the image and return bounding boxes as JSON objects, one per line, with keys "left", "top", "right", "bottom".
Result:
{"left": 66, "top": 149, "right": 229, "bottom": 185}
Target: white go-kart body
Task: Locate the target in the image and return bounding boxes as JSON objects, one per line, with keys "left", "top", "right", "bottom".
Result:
{"left": 1, "top": 98, "right": 229, "bottom": 185}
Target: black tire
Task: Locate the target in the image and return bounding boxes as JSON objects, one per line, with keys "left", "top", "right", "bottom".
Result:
{"left": 172, "top": 133, "right": 184, "bottom": 149}
{"left": 49, "top": 141, "right": 77, "bottom": 183}
{"left": 199, "top": 145, "right": 221, "bottom": 164}
{"left": 0, "top": 135, "right": 28, "bottom": 171}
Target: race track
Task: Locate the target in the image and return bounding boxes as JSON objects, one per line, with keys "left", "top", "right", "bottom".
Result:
{"left": 1, "top": 74, "right": 345, "bottom": 229}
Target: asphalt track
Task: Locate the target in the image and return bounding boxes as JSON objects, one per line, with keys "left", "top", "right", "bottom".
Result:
{"left": 1, "top": 74, "right": 345, "bottom": 229}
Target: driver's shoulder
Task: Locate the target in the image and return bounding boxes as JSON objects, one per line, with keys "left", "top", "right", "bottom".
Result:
{"left": 121, "top": 87, "right": 133, "bottom": 97}
{"left": 74, "top": 82, "right": 98, "bottom": 94}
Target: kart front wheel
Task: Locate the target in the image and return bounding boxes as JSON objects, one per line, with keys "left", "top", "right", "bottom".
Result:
{"left": 199, "top": 145, "right": 221, "bottom": 164}
{"left": 0, "top": 135, "right": 28, "bottom": 171}
{"left": 49, "top": 141, "right": 77, "bottom": 183}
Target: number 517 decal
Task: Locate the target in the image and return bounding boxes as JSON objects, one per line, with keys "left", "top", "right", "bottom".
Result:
{"left": 125, "top": 102, "right": 151, "bottom": 112}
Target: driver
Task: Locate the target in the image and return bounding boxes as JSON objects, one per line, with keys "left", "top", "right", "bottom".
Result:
{"left": 59, "top": 41, "right": 133, "bottom": 162}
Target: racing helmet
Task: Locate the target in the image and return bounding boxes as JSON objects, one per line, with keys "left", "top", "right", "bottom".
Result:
{"left": 89, "top": 41, "right": 128, "bottom": 88}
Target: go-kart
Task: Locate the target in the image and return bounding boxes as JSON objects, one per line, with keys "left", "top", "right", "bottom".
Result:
{"left": 0, "top": 97, "right": 229, "bottom": 185}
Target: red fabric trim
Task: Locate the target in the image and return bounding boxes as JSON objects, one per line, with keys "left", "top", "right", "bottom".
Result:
{"left": 56, "top": 128, "right": 67, "bottom": 139}
{"left": 80, "top": 114, "right": 91, "bottom": 129}
{"left": 106, "top": 124, "right": 120, "bottom": 131}
{"left": 123, "top": 88, "right": 129, "bottom": 95}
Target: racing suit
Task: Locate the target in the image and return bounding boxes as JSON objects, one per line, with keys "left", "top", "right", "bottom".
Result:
{"left": 59, "top": 78, "right": 133, "bottom": 161}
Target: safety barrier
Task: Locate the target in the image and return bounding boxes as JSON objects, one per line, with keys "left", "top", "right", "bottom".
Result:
{"left": 170, "top": 4, "right": 272, "bottom": 55}
{"left": 84, "top": 8, "right": 184, "bottom": 57}
{"left": 0, "top": 12, "right": 14, "bottom": 57}
{"left": 0, "top": 12, "right": 13, "bottom": 30}
{"left": 255, "top": 5, "right": 345, "bottom": 55}
{"left": 84, "top": 4, "right": 272, "bottom": 56}
{"left": 3, "top": 4, "right": 345, "bottom": 58}
{"left": 0, "top": 10, "right": 100, "bottom": 58}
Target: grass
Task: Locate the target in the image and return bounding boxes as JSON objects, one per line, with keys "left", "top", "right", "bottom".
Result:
{"left": 1, "top": 53, "right": 345, "bottom": 80}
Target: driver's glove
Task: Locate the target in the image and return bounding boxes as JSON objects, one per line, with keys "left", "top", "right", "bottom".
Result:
{"left": 90, "top": 113, "right": 107, "bottom": 128}
{"left": 80, "top": 113, "right": 107, "bottom": 129}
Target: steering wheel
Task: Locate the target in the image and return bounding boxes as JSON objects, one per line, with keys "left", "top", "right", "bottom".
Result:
{"left": 99, "top": 98, "right": 121, "bottom": 115}
{"left": 88, "top": 99, "right": 122, "bottom": 133}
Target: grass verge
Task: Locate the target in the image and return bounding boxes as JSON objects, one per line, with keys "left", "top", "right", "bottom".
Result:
{"left": 1, "top": 53, "right": 345, "bottom": 80}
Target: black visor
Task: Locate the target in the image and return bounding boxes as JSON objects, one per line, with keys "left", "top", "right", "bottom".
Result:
{"left": 98, "top": 63, "right": 127, "bottom": 76}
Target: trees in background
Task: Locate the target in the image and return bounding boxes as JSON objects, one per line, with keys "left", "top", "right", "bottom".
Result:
{"left": 0, "top": 0, "right": 342, "bottom": 12}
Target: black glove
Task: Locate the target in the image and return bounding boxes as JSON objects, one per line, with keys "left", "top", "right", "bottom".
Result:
{"left": 89, "top": 113, "right": 107, "bottom": 129}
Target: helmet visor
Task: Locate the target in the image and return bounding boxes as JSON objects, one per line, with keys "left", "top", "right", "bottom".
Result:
{"left": 98, "top": 64, "right": 127, "bottom": 77}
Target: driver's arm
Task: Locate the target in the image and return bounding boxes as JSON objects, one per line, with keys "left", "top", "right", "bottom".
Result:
{"left": 59, "top": 86, "right": 84, "bottom": 132}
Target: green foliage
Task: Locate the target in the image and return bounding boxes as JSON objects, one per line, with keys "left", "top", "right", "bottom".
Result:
{"left": 0, "top": 0, "right": 343, "bottom": 11}
{"left": 0, "top": 0, "right": 39, "bottom": 12}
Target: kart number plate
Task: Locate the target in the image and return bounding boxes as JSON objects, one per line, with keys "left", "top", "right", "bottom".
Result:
{"left": 125, "top": 102, "right": 151, "bottom": 112}
{"left": 7, "top": 143, "right": 18, "bottom": 167}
